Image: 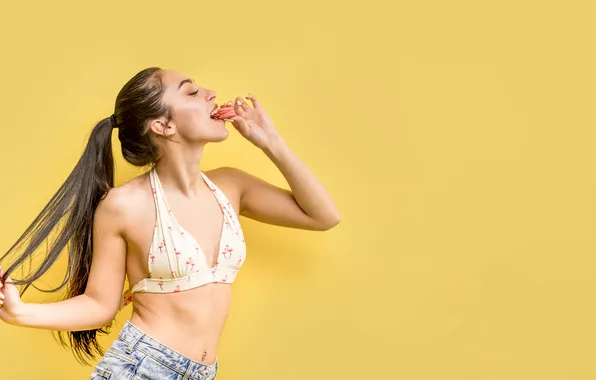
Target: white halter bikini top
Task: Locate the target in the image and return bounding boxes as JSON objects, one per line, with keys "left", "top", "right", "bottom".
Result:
{"left": 121, "top": 168, "right": 246, "bottom": 308}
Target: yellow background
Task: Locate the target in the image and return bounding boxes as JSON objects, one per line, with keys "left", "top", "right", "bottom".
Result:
{"left": 0, "top": 0, "right": 595, "bottom": 379}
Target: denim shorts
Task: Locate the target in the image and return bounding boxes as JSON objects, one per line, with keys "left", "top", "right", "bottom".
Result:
{"left": 90, "top": 321, "right": 218, "bottom": 380}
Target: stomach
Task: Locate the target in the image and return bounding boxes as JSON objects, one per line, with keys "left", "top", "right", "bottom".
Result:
{"left": 128, "top": 283, "right": 233, "bottom": 365}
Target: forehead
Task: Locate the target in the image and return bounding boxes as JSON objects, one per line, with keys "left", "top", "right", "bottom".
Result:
{"left": 162, "top": 69, "right": 195, "bottom": 90}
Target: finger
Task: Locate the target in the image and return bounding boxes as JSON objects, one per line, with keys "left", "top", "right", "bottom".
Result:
{"left": 233, "top": 100, "right": 247, "bottom": 118}
{"left": 223, "top": 116, "right": 241, "bottom": 123}
{"left": 229, "top": 120, "right": 241, "bottom": 133}
{"left": 0, "top": 267, "right": 14, "bottom": 288}
{"left": 245, "top": 93, "right": 261, "bottom": 109}
{"left": 0, "top": 265, "right": 9, "bottom": 280}
{"left": 235, "top": 97, "right": 251, "bottom": 113}
{"left": 229, "top": 115, "right": 246, "bottom": 125}
{"left": 229, "top": 116, "right": 250, "bottom": 134}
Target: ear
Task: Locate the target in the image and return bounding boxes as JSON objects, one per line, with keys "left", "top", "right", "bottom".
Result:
{"left": 149, "top": 118, "right": 176, "bottom": 137}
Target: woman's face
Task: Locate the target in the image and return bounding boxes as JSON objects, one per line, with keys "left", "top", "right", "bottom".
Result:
{"left": 153, "top": 69, "right": 228, "bottom": 143}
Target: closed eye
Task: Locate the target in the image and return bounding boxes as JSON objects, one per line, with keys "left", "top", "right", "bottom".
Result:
{"left": 190, "top": 90, "right": 199, "bottom": 96}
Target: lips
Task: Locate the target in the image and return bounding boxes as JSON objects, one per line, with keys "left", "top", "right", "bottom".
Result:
{"left": 211, "top": 104, "right": 237, "bottom": 120}
{"left": 210, "top": 105, "right": 219, "bottom": 118}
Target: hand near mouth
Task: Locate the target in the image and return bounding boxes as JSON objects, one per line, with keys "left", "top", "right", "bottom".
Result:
{"left": 213, "top": 94, "right": 279, "bottom": 150}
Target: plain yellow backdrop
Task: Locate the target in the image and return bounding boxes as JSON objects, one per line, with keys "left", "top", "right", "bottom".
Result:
{"left": 1, "top": 0, "right": 595, "bottom": 379}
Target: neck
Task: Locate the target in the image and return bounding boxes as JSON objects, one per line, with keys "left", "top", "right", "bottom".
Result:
{"left": 154, "top": 143, "right": 208, "bottom": 197}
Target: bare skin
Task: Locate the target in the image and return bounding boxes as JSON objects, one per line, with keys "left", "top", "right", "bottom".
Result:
{"left": 0, "top": 69, "right": 341, "bottom": 367}
{"left": 113, "top": 169, "right": 242, "bottom": 365}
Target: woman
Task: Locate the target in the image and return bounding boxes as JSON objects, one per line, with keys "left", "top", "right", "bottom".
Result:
{"left": 0, "top": 67, "right": 340, "bottom": 379}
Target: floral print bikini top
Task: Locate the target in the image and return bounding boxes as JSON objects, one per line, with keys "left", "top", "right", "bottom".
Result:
{"left": 121, "top": 168, "right": 246, "bottom": 308}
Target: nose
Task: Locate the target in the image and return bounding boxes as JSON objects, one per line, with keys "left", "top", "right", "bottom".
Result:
{"left": 207, "top": 89, "right": 217, "bottom": 102}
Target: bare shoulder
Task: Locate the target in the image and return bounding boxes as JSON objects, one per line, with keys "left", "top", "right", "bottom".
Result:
{"left": 95, "top": 172, "right": 152, "bottom": 229}
{"left": 205, "top": 166, "right": 246, "bottom": 183}
{"left": 204, "top": 167, "right": 249, "bottom": 204}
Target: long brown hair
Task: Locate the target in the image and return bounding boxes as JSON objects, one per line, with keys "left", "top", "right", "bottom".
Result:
{"left": 0, "top": 67, "right": 172, "bottom": 364}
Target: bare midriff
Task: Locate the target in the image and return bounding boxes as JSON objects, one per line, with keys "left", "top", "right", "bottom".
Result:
{"left": 129, "top": 283, "right": 232, "bottom": 366}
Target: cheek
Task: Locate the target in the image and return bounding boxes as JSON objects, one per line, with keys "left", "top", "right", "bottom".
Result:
{"left": 175, "top": 107, "right": 208, "bottom": 132}
{"left": 179, "top": 113, "right": 227, "bottom": 141}
{"left": 177, "top": 104, "right": 205, "bottom": 123}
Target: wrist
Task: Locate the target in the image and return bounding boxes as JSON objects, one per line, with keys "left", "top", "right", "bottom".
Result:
{"left": 10, "top": 301, "right": 31, "bottom": 327}
{"left": 262, "top": 134, "right": 287, "bottom": 159}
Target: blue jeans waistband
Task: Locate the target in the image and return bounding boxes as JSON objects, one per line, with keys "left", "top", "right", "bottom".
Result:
{"left": 117, "top": 320, "right": 218, "bottom": 375}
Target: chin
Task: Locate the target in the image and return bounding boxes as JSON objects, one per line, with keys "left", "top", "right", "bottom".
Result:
{"left": 207, "top": 120, "right": 230, "bottom": 142}
{"left": 214, "top": 130, "right": 230, "bottom": 142}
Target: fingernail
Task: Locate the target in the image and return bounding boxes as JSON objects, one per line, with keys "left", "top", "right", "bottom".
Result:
{"left": 236, "top": 100, "right": 242, "bottom": 106}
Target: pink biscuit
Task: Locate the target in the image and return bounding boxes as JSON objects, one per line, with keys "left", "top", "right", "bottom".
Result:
{"left": 213, "top": 107, "right": 237, "bottom": 120}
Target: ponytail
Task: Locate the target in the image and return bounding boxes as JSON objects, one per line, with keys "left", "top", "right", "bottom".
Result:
{"left": 0, "top": 116, "right": 116, "bottom": 363}
{"left": 1, "top": 66, "right": 170, "bottom": 364}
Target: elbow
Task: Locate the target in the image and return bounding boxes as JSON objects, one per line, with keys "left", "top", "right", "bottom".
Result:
{"left": 88, "top": 314, "right": 116, "bottom": 331}
{"left": 99, "top": 303, "right": 120, "bottom": 327}
{"left": 317, "top": 212, "right": 341, "bottom": 231}
{"left": 98, "top": 312, "right": 118, "bottom": 328}
{"left": 85, "top": 309, "right": 117, "bottom": 331}
{"left": 86, "top": 297, "right": 119, "bottom": 330}
{"left": 69, "top": 310, "right": 116, "bottom": 332}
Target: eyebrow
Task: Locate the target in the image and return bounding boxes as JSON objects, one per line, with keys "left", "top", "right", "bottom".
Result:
{"left": 178, "top": 78, "right": 194, "bottom": 90}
